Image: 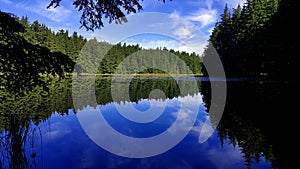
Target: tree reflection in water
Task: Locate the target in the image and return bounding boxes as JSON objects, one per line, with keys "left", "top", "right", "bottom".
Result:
{"left": 0, "top": 77, "right": 200, "bottom": 168}
{"left": 0, "top": 79, "right": 72, "bottom": 169}
{"left": 202, "top": 79, "right": 294, "bottom": 169}
{"left": 1, "top": 77, "right": 291, "bottom": 169}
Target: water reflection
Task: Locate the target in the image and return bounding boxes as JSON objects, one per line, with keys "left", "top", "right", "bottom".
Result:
{"left": 202, "top": 80, "right": 294, "bottom": 169}
{"left": 76, "top": 93, "right": 202, "bottom": 158}
{"left": 0, "top": 77, "right": 281, "bottom": 169}
{"left": 0, "top": 79, "right": 72, "bottom": 169}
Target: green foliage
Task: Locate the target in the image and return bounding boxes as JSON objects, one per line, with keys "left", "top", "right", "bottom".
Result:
{"left": 72, "top": 77, "right": 201, "bottom": 110}
{"left": 47, "top": 0, "right": 171, "bottom": 31}
{"left": 202, "top": 0, "right": 296, "bottom": 78}
{"left": 95, "top": 43, "right": 202, "bottom": 75}
{"left": 1, "top": 11, "right": 202, "bottom": 93}
{"left": 0, "top": 11, "right": 86, "bottom": 92}
{"left": 0, "top": 77, "right": 200, "bottom": 168}
{"left": 74, "top": 38, "right": 202, "bottom": 75}
{"left": 0, "top": 77, "right": 200, "bottom": 134}
{"left": 201, "top": 1, "right": 298, "bottom": 167}
{"left": 201, "top": 80, "right": 285, "bottom": 168}
{"left": 0, "top": 12, "right": 79, "bottom": 92}
{"left": 0, "top": 78, "right": 72, "bottom": 169}
{"left": 19, "top": 18, "right": 87, "bottom": 62}
{"left": 0, "top": 80, "right": 70, "bottom": 130}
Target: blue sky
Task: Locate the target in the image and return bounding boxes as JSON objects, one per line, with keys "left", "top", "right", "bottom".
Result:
{"left": 0, "top": 0, "right": 245, "bottom": 54}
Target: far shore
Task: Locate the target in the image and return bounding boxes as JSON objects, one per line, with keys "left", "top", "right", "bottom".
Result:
{"left": 67, "top": 73, "right": 203, "bottom": 77}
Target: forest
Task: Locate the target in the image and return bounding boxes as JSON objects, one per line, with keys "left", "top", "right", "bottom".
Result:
{"left": 202, "top": 0, "right": 297, "bottom": 79}
{"left": 0, "top": 1, "right": 298, "bottom": 168}
{"left": 200, "top": 1, "right": 297, "bottom": 168}
{"left": 0, "top": 11, "right": 202, "bottom": 93}
{"left": 1, "top": 0, "right": 297, "bottom": 92}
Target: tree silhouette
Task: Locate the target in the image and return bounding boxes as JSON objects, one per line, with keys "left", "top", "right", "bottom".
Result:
{"left": 0, "top": 11, "right": 75, "bottom": 92}
{"left": 47, "top": 0, "right": 171, "bottom": 31}
{"left": 203, "top": 0, "right": 282, "bottom": 78}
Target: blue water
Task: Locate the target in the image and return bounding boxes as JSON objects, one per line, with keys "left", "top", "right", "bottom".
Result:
{"left": 23, "top": 93, "right": 272, "bottom": 169}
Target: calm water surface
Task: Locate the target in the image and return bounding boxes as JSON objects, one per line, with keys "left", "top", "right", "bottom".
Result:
{"left": 1, "top": 77, "right": 283, "bottom": 169}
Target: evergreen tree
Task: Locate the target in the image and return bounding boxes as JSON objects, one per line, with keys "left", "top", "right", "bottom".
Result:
{"left": 203, "top": 0, "right": 281, "bottom": 78}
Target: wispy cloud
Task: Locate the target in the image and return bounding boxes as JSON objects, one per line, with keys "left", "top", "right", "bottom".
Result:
{"left": 133, "top": 35, "right": 208, "bottom": 55}
{"left": 182, "top": 0, "right": 245, "bottom": 33}
{"left": 16, "top": 0, "right": 71, "bottom": 22}
{"left": 185, "top": 8, "right": 217, "bottom": 28}
{"left": 168, "top": 94, "right": 203, "bottom": 134}
{"left": 168, "top": 11, "right": 208, "bottom": 54}
{"left": 125, "top": 38, "right": 194, "bottom": 53}
{"left": 42, "top": 121, "right": 72, "bottom": 141}
{"left": 171, "top": 1, "right": 218, "bottom": 29}
{"left": 169, "top": 11, "right": 195, "bottom": 39}
{"left": 94, "top": 12, "right": 208, "bottom": 55}
{"left": 173, "top": 25, "right": 194, "bottom": 39}
{"left": 207, "top": 144, "right": 245, "bottom": 169}
{"left": 0, "top": 0, "right": 12, "bottom": 4}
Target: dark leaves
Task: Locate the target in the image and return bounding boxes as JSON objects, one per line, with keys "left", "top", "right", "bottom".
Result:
{"left": 47, "top": 0, "right": 170, "bottom": 31}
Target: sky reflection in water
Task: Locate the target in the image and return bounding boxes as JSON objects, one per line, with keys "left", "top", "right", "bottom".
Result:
{"left": 34, "top": 92, "right": 272, "bottom": 169}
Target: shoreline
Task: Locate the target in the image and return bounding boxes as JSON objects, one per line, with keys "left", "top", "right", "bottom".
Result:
{"left": 67, "top": 73, "right": 203, "bottom": 77}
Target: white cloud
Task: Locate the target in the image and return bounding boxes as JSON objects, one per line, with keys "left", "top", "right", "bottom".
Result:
{"left": 125, "top": 36, "right": 208, "bottom": 55}
{"left": 173, "top": 26, "right": 194, "bottom": 39}
{"left": 168, "top": 94, "right": 203, "bottom": 134}
{"left": 64, "top": 22, "right": 72, "bottom": 26}
{"left": 94, "top": 12, "right": 209, "bottom": 55}
{"left": 45, "top": 5, "right": 71, "bottom": 22}
{"left": 177, "top": 45, "right": 192, "bottom": 53}
{"left": 16, "top": 0, "right": 71, "bottom": 22}
{"left": 0, "top": 0, "right": 12, "bottom": 4}
{"left": 184, "top": 0, "right": 244, "bottom": 32}
{"left": 169, "top": 11, "right": 196, "bottom": 40}
{"left": 207, "top": 145, "right": 245, "bottom": 169}
{"left": 182, "top": 0, "right": 218, "bottom": 28}
{"left": 166, "top": 11, "right": 208, "bottom": 54}
{"left": 125, "top": 39, "right": 194, "bottom": 53}
{"left": 43, "top": 121, "right": 72, "bottom": 141}
{"left": 185, "top": 8, "right": 218, "bottom": 28}
{"left": 169, "top": 10, "right": 182, "bottom": 27}
{"left": 205, "top": 0, "right": 214, "bottom": 9}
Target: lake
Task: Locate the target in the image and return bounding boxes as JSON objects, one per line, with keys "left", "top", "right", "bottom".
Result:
{"left": 0, "top": 76, "right": 291, "bottom": 169}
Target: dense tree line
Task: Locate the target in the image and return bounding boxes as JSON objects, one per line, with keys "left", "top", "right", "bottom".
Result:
{"left": 0, "top": 11, "right": 85, "bottom": 92}
{"left": 201, "top": 1, "right": 298, "bottom": 167}
{"left": 202, "top": 0, "right": 297, "bottom": 79}
{"left": 19, "top": 17, "right": 87, "bottom": 62}
{"left": 74, "top": 39, "right": 202, "bottom": 75}
{"left": 1, "top": 77, "right": 200, "bottom": 168}
{"left": 96, "top": 43, "right": 202, "bottom": 75}
{"left": 1, "top": 10, "right": 202, "bottom": 92}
